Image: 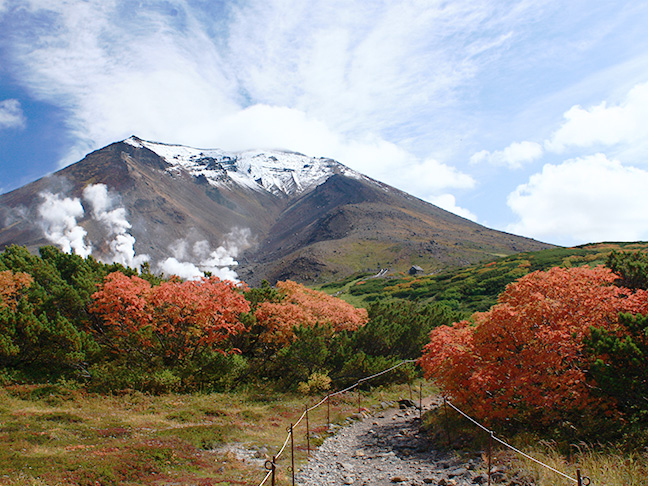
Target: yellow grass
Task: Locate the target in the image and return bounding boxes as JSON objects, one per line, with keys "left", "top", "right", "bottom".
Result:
{"left": 509, "top": 441, "right": 648, "bottom": 486}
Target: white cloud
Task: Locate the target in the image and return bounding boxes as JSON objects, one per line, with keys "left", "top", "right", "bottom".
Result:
{"left": 0, "top": 99, "right": 26, "bottom": 129}
{"left": 506, "top": 154, "right": 648, "bottom": 244}
{"left": 470, "top": 141, "right": 543, "bottom": 169}
{"left": 388, "top": 156, "right": 476, "bottom": 196}
{"left": 429, "top": 194, "right": 478, "bottom": 221}
{"left": 546, "top": 82, "right": 648, "bottom": 155}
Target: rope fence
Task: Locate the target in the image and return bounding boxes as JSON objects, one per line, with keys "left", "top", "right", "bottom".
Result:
{"left": 257, "top": 359, "right": 417, "bottom": 485}
{"left": 442, "top": 397, "right": 591, "bottom": 486}
{"left": 254, "top": 360, "right": 592, "bottom": 486}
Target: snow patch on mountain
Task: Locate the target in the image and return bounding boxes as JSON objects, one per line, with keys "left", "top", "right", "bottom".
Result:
{"left": 124, "top": 136, "right": 362, "bottom": 196}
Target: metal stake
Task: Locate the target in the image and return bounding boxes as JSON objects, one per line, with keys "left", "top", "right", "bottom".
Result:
{"left": 326, "top": 394, "right": 330, "bottom": 428}
{"left": 419, "top": 382, "right": 423, "bottom": 419}
{"left": 488, "top": 432, "right": 493, "bottom": 486}
{"left": 271, "top": 456, "right": 277, "bottom": 486}
{"left": 306, "top": 406, "right": 310, "bottom": 456}
{"left": 290, "top": 423, "right": 295, "bottom": 486}
{"left": 443, "top": 396, "right": 451, "bottom": 448}
{"left": 577, "top": 469, "right": 582, "bottom": 486}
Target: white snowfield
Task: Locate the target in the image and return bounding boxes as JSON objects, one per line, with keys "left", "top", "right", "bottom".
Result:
{"left": 124, "top": 136, "right": 363, "bottom": 197}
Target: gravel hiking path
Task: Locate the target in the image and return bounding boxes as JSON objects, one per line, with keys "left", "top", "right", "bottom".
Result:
{"left": 296, "top": 397, "right": 530, "bottom": 486}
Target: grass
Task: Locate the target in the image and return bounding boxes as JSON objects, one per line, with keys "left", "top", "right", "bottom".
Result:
{"left": 509, "top": 442, "right": 648, "bottom": 486}
{"left": 4, "top": 380, "right": 647, "bottom": 485}
{"left": 316, "top": 242, "right": 648, "bottom": 313}
{"left": 420, "top": 402, "right": 648, "bottom": 486}
{"left": 0, "top": 382, "right": 418, "bottom": 486}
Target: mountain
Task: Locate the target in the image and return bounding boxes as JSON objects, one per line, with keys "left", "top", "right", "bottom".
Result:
{"left": 0, "top": 136, "right": 553, "bottom": 284}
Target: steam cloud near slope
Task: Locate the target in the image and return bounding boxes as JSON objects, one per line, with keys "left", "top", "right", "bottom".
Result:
{"left": 158, "top": 228, "right": 251, "bottom": 282}
{"left": 36, "top": 184, "right": 248, "bottom": 281}
{"left": 38, "top": 184, "right": 148, "bottom": 267}
{"left": 38, "top": 191, "right": 92, "bottom": 258}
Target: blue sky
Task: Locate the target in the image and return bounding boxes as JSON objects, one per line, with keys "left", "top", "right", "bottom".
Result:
{"left": 2, "top": 0, "right": 648, "bottom": 247}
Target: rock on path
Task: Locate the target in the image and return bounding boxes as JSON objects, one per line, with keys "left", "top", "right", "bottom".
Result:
{"left": 296, "top": 400, "right": 488, "bottom": 486}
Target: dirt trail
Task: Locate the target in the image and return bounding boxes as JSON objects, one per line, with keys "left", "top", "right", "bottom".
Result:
{"left": 296, "top": 397, "right": 496, "bottom": 486}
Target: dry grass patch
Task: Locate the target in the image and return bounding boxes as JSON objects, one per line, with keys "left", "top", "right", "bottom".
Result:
{"left": 510, "top": 442, "right": 648, "bottom": 486}
{"left": 0, "top": 382, "right": 416, "bottom": 485}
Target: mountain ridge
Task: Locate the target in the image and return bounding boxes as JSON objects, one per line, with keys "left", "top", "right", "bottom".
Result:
{"left": 0, "top": 137, "right": 554, "bottom": 284}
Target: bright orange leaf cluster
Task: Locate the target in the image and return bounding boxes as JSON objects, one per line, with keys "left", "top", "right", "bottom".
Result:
{"left": 90, "top": 272, "right": 250, "bottom": 360}
{"left": 0, "top": 270, "right": 33, "bottom": 312}
{"left": 419, "top": 266, "right": 648, "bottom": 424}
{"left": 254, "top": 280, "right": 368, "bottom": 344}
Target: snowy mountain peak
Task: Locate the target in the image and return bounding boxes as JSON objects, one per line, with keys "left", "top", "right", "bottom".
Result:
{"left": 124, "top": 136, "right": 360, "bottom": 197}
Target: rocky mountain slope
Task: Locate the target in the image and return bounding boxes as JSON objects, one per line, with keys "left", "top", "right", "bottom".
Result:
{"left": 0, "top": 137, "right": 553, "bottom": 284}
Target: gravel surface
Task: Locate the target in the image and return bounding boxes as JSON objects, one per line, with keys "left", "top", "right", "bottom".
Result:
{"left": 296, "top": 398, "right": 498, "bottom": 486}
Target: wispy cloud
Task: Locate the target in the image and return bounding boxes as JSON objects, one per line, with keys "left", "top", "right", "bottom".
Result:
{"left": 4, "top": 0, "right": 648, "bottom": 241}
{"left": 0, "top": 0, "right": 542, "bottom": 220}
{"left": 225, "top": 0, "right": 532, "bottom": 140}
{"left": 0, "top": 99, "right": 25, "bottom": 129}
{"left": 470, "top": 141, "right": 543, "bottom": 169}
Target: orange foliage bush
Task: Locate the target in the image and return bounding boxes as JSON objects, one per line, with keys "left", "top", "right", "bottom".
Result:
{"left": 254, "top": 280, "right": 368, "bottom": 344}
{"left": 419, "top": 266, "right": 648, "bottom": 424}
{"left": 90, "top": 272, "right": 250, "bottom": 361}
{"left": 0, "top": 270, "right": 33, "bottom": 312}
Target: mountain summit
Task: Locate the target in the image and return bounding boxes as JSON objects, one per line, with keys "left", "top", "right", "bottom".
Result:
{"left": 124, "top": 137, "right": 364, "bottom": 197}
{"left": 0, "top": 137, "right": 553, "bottom": 283}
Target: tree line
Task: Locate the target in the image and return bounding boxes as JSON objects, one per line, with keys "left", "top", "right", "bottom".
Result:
{"left": 0, "top": 245, "right": 457, "bottom": 393}
{"left": 3, "top": 243, "right": 647, "bottom": 442}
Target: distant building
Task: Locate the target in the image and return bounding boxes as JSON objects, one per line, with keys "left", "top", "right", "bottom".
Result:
{"left": 409, "top": 265, "right": 424, "bottom": 276}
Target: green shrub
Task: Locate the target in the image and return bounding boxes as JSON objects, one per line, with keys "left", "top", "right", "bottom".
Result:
{"left": 297, "top": 372, "right": 332, "bottom": 395}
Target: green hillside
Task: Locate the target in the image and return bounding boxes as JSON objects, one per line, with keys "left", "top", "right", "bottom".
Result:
{"left": 319, "top": 242, "right": 648, "bottom": 315}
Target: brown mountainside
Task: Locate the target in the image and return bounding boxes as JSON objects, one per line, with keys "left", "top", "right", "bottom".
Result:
{"left": 0, "top": 138, "right": 553, "bottom": 284}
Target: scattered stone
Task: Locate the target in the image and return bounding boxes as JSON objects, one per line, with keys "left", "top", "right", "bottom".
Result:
{"left": 448, "top": 467, "right": 468, "bottom": 478}
{"left": 398, "top": 399, "right": 416, "bottom": 409}
{"left": 296, "top": 397, "right": 493, "bottom": 486}
{"left": 491, "top": 472, "right": 506, "bottom": 483}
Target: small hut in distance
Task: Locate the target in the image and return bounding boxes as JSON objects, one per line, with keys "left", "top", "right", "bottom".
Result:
{"left": 408, "top": 265, "right": 424, "bottom": 276}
